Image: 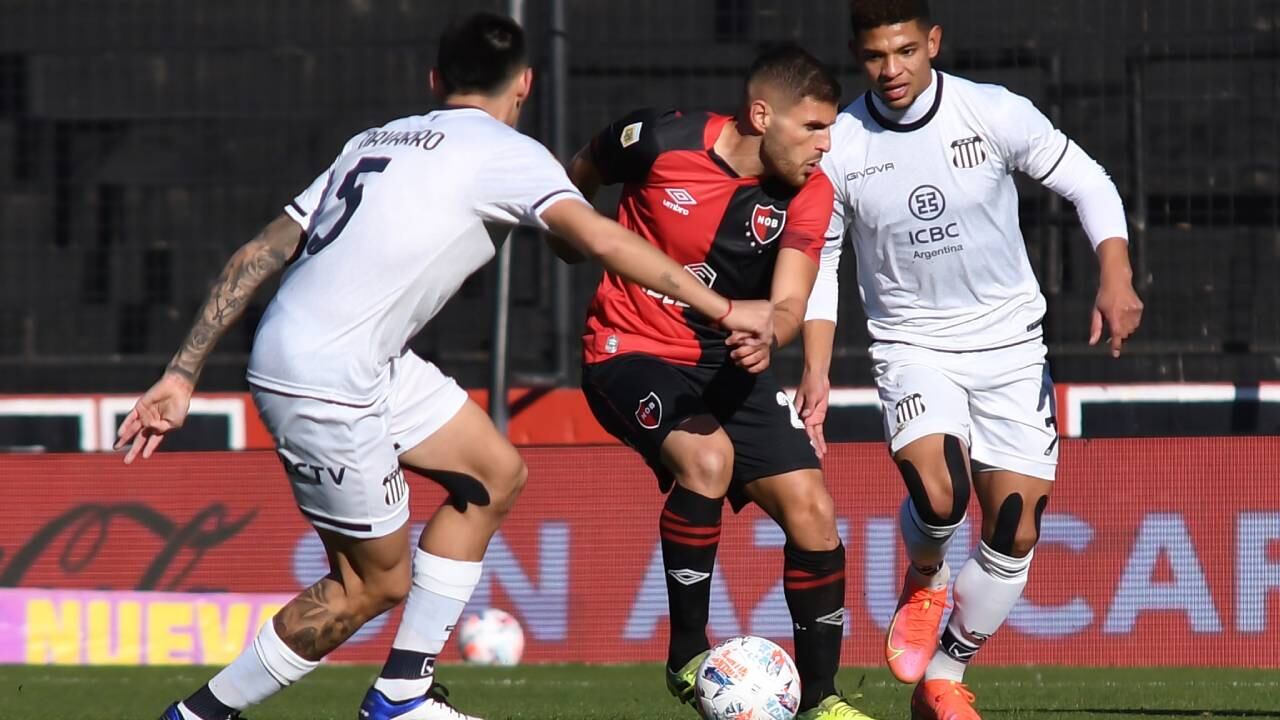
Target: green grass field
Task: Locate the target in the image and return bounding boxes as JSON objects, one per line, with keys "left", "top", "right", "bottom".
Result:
{"left": 0, "top": 664, "right": 1277, "bottom": 719}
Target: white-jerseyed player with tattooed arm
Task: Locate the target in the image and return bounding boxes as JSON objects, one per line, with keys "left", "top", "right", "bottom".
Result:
{"left": 794, "top": 2, "right": 1144, "bottom": 718}
{"left": 115, "top": 12, "right": 772, "bottom": 720}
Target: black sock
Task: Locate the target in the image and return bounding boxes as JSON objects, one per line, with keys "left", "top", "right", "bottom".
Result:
{"left": 784, "top": 542, "right": 847, "bottom": 710}
{"left": 377, "top": 647, "right": 435, "bottom": 698}
{"left": 183, "top": 685, "right": 237, "bottom": 720}
{"left": 660, "top": 484, "right": 723, "bottom": 671}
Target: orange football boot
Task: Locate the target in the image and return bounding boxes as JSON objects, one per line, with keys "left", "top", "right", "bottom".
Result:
{"left": 910, "top": 679, "right": 980, "bottom": 720}
{"left": 884, "top": 575, "right": 948, "bottom": 683}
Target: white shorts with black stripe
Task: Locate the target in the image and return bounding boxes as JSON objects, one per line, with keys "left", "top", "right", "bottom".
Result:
{"left": 251, "top": 350, "right": 469, "bottom": 538}
{"left": 870, "top": 339, "right": 1059, "bottom": 481}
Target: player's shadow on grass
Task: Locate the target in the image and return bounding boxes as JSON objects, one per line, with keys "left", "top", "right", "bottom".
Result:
{"left": 1021, "top": 709, "right": 1280, "bottom": 718}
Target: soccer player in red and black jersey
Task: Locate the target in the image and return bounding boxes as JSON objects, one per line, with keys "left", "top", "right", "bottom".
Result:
{"left": 566, "top": 46, "right": 876, "bottom": 720}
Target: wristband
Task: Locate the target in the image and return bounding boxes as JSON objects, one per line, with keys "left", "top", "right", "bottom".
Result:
{"left": 715, "top": 299, "right": 733, "bottom": 325}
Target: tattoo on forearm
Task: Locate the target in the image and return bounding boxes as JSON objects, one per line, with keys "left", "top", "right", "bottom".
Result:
{"left": 658, "top": 270, "right": 679, "bottom": 293}
{"left": 274, "top": 577, "right": 361, "bottom": 661}
{"left": 167, "top": 226, "right": 295, "bottom": 383}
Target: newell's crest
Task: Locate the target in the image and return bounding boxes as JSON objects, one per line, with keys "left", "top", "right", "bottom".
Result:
{"left": 750, "top": 204, "right": 787, "bottom": 245}
{"left": 635, "top": 392, "right": 663, "bottom": 430}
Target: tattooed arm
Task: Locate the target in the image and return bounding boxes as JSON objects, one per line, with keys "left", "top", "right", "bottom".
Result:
{"left": 115, "top": 213, "right": 304, "bottom": 463}
{"left": 167, "top": 213, "right": 303, "bottom": 383}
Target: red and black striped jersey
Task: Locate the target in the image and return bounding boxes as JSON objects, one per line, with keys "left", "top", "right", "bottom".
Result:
{"left": 582, "top": 108, "right": 834, "bottom": 367}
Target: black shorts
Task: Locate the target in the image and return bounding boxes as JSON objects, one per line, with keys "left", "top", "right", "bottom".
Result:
{"left": 582, "top": 353, "right": 820, "bottom": 509}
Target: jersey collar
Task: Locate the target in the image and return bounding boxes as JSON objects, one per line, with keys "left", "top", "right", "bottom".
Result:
{"left": 866, "top": 70, "right": 944, "bottom": 133}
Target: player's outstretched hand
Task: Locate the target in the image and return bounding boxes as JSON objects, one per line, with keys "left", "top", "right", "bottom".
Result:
{"left": 793, "top": 368, "right": 830, "bottom": 458}
{"left": 1090, "top": 277, "right": 1144, "bottom": 358}
{"left": 114, "top": 371, "right": 195, "bottom": 464}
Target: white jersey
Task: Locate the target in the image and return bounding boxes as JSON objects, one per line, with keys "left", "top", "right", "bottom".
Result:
{"left": 809, "top": 70, "right": 1126, "bottom": 351}
{"left": 247, "top": 107, "right": 585, "bottom": 405}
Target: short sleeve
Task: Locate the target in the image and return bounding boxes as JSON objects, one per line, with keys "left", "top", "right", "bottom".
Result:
{"left": 283, "top": 133, "right": 368, "bottom": 229}
{"left": 473, "top": 132, "right": 588, "bottom": 231}
{"left": 589, "top": 107, "right": 678, "bottom": 185}
{"left": 990, "top": 90, "right": 1071, "bottom": 182}
{"left": 284, "top": 164, "right": 335, "bottom": 229}
{"left": 779, "top": 172, "right": 836, "bottom": 263}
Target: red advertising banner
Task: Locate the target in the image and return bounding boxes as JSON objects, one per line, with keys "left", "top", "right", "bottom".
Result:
{"left": 1, "top": 439, "right": 1279, "bottom": 667}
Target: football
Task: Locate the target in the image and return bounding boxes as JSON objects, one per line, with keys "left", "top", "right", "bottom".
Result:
{"left": 695, "top": 636, "right": 802, "bottom": 720}
{"left": 456, "top": 608, "right": 525, "bottom": 666}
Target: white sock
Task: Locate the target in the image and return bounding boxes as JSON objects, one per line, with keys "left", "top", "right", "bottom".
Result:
{"left": 373, "top": 549, "right": 483, "bottom": 702}
{"left": 899, "top": 498, "right": 961, "bottom": 591}
{"left": 925, "top": 541, "right": 1032, "bottom": 682}
{"left": 202, "top": 619, "right": 319, "bottom": 711}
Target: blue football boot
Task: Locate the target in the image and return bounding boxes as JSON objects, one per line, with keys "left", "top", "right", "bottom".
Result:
{"left": 159, "top": 703, "right": 242, "bottom": 720}
{"left": 358, "top": 684, "right": 481, "bottom": 720}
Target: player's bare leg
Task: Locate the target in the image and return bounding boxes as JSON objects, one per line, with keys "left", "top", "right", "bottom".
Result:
{"left": 912, "top": 469, "right": 1050, "bottom": 720}
{"left": 655, "top": 415, "right": 734, "bottom": 706}
{"left": 362, "top": 399, "right": 527, "bottom": 720}
{"left": 747, "top": 470, "right": 876, "bottom": 720}
{"left": 164, "top": 525, "right": 413, "bottom": 720}
{"left": 887, "top": 434, "right": 971, "bottom": 684}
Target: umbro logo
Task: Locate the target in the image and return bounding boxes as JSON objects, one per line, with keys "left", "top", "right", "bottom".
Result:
{"left": 667, "top": 568, "right": 711, "bottom": 585}
{"left": 815, "top": 608, "right": 846, "bottom": 626}
{"left": 663, "top": 188, "right": 697, "bottom": 216}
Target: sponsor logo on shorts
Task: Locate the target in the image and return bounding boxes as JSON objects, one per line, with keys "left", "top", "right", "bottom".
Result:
{"left": 636, "top": 391, "right": 663, "bottom": 430}
{"left": 278, "top": 452, "right": 347, "bottom": 486}
{"left": 894, "top": 393, "right": 927, "bottom": 428}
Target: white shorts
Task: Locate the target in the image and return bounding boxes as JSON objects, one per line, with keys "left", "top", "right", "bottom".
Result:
{"left": 871, "top": 340, "right": 1058, "bottom": 481}
{"left": 252, "top": 352, "right": 470, "bottom": 538}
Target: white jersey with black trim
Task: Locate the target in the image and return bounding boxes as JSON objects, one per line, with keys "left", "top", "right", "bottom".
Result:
{"left": 247, "top": 107, "right": 586, "bottom": 405}
{"left": 809, "top": 70, "right": 1121, "bottom": 351}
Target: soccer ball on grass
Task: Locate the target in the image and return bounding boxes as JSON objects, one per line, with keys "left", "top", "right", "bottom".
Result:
{"left": 695, "top": 635, "right": 802, "bottom": 720}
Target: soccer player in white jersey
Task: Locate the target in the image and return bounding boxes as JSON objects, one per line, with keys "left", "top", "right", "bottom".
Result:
{"left": 115, "top": 13, "right": 772, "bottom": 720}
{"left": 796, "top": 2, "right": 1144, "bottom": 718}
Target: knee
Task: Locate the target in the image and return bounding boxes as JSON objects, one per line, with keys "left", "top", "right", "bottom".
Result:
{"left": 898, "top": 436, "right": 970, "bottom": 526}
{"left": 677, "top": 445, "right": 733, "bottom": 496}
{"left": 901, "top": 467, "right": 967, "bottom": 526}
{"left": 1006, "top": 526, "right": 1040, "bottom": 558}
{"left": 986, "top": 493, "right": 1047, "bottom": 557}
{"left": 781, "top": 485, "right": 838, "bottom": 549}
{"left": 487, "top": 454, "right": 528, "bottom": 518}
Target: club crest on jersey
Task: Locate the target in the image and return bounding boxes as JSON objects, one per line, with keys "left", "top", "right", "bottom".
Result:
{"left": 950, "top": 135, "right": 987, "bottom": 169}
{"left": 635, "top": 392, "right": 663, "bottom": 430}
{"left": 750, "top": 204, "right": 787, "bottom": 245}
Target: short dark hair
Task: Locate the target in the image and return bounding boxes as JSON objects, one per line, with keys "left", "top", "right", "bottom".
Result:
{"left": 745, "top": 43, "right": 842, "bottom": 106}
{"left": 849, "top": 0, "right": 932, "bottom": 36}
{"left": 436, "top": 12, "right": 527, "bottom": 96}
